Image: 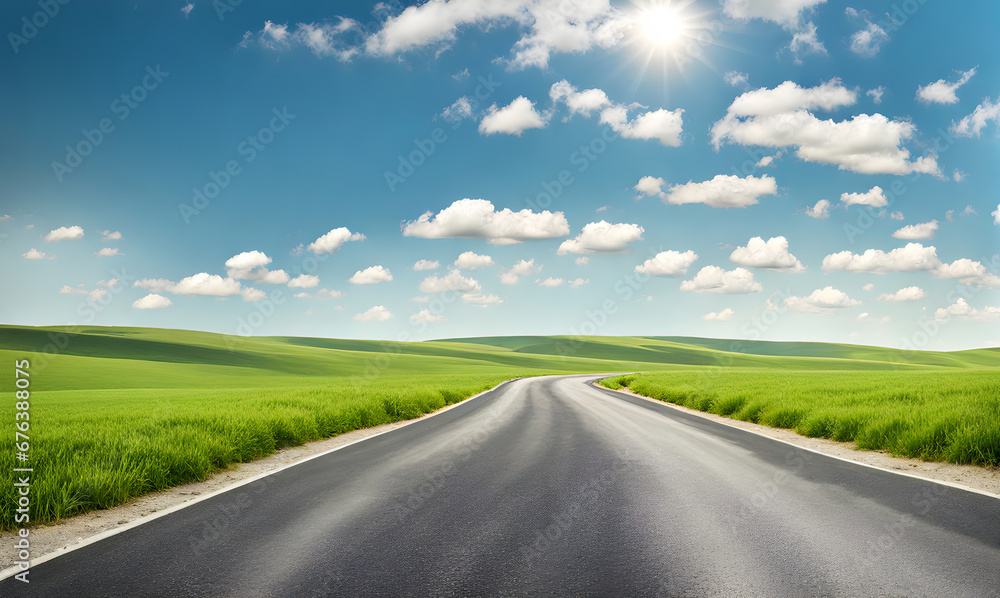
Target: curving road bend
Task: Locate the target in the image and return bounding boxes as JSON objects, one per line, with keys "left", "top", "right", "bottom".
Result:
{"left": 2, "top": 374, "right": 999, "bottom": 597}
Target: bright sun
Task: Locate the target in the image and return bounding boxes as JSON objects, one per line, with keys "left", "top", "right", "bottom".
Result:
{"left": 639, "top": 5, "right": 684, "bottom": 47}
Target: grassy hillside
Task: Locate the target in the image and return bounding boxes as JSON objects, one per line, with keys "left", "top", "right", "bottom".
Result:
{"left": 0, "top": 324, "right": 996, "bottom": 529}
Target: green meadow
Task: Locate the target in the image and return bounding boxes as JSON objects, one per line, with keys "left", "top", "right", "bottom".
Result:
{"left": 0, "top": 325, "right": 997, "bottom": 529}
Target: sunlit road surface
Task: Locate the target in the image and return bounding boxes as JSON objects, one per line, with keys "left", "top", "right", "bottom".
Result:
{"left": 3, "top": 374, "right": 999, "bottom": 597}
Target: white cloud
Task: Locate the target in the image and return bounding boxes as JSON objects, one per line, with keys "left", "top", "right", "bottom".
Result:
{"left": 94, "top": 248, "right": 123, "bottom": 257}
{"left": 934, "top": 298, "right": 1000, "bottom": 322}
{"left": 241, "top": 19, "right": 360, "bottom": 61}
{"left": 557, "top": 221, "right": 644, "bottom": 255}
{"left": 132, "top": 294, "right": 172, "bottom": 309}
{"left": 595, "top": 206, "right": 608, "bottom": 213}
{"left": 97, "top": 278, "right": 119, "bottom": 288}
{"left": 241, "top": 287, "right": 267, "bottom": 302}
{"left": 58, "top": 285, "right": 86, "bottom": 295}
{"left": 788, "top": 22, "right": 827, "bottom": 63}
{"left": 664, "top": 174, "right": 777, "bottom": 208}
{"left": 784, "top": 286, "right": 862, "bottom": 314}
{"left": 993, "top": 203, "right": 1000, "bottom": 225}
{"left": 840, "top": 186, "right": 887, "bottom": 207}
{"left": 876, "top": 286, "right": 926, "bottom": 302}
{"left": 288, "top": 274, "right": 320, "bottom": 289}
{"left": 44, "top": 225, "right": 84, "bottom": 242}
{"left": 702, "top": 308, "right": 735, "bottom": 321}
{"left": 950, "top": 98, "right": 1000, "bottom": 138}
{"left": 634, "top": 250, "right": 698, "bottom": 276}
{"left": 403, "top": 198, "right": 569, "bottom": 245}
{"left": 413, "top": 259, "right": 441, "bottom": 271}
{"left": 892, "top": 220, "right": 938, "bottom": 240}
{"left": 821, "top": 243, "right": 940, "bottom": 273}
{"left": 931, "top": 258, "right": 1000, "bottom": 289}
{"left": 634, "top": 175, "right": 666, "bottom": 200}
{"left": 307, "top": 227, "right": 366, "bottom": 255}
{"left": 100, "top": 230, "right": 122, "bottom": 241}
{"left": 889, "top": 211, "right": 905, "bottom": 221}
{"left": 479, "top": 96, "right": 548, "bottom": 136}
{"left": 537, "top": 277, "right": 564, "bottom": 287}
{"left": 729, "top": 236, "right": 805, "bottom": 272}
{"left": 294, "top": 288, "right": 344, "bottom": 300}
{"left": 755, "top": 152, "right": 781, "bottom": 168}
{"left": 862, "top": 283, "right": 874, "bottom": 291}
{"left": 805, "top": 199, "right": 830, "bottom": 219}
{"left": 499, "top": 258, "right": 541, "bottom": 284}
{"left": 134, "top": 278, "right": 175, "bottom": 293}
{"left": 724, "top": 71, "right": 749, "bottom": 89}
{"left": 181, "top": 3, "right": 194, "bottom": 17}
{"left": 568, "top": 278, "right": 589, "bottom": 288}
{"left": 711, "top": 80, "right": 939, "bottom": 176}
{"left": 549, "top": 80, "right": 611, "bottom": 117}
{"left": 22, "top": 248, "right": 54, "bottom": 260}
{"left": 411, "top": 309, "right": 445, "bottom": 323}
{"left": 354, "top": 306, "right": 392, "bottom": 322}
{"left": 440, "top": 96, "right": 474, "bottom": 123}
{"left": 866, "top": 87, "right": 885, "bottom": 104}
{"left": 857, "top": 312, "right": 890, "bottom": 323}
{"left": 849, "top": 22, "right": 889, "bottom": 57}
{"left": 348, "top": 265, "right": 393, "bottom": 285}
{"left": 0, "top": 214, "right": 11, "bottom": 221}
{"left": 916, "top": 67, "right": 977, "bottom": 104}
{"left": 599, "top": 105, "right": 684, "bottom": 147}
{"left": 680, "top": 266, "right": 762, "bottom": 294}
{"left": 722, "top": 0, "right": 826, "bottom": 27}
{"left": 420, "top": 270, "right": 480, "bottom": 293}
{"left": 461, "top": 292, "right": 502, "bottom": 305}
{"left": 575, "top": 256, "right": 590, "bottom": 265}
{"left": 453, "top": 251, "right": 494, "bottom": 270}
{"left": 173, "top": 273, "right": 241, "bottom": 296}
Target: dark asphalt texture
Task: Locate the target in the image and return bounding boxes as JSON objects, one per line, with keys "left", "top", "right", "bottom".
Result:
{"left": 3, "top": 374, "right": 999, "bottom": 597}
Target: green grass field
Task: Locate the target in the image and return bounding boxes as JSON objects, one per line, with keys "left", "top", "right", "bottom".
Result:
{"left": 0, "top": 324, "right": 996, "bottom": 529}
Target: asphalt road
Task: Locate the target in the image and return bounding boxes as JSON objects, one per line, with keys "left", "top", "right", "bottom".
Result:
{"left": 3, "top": 374, "right": 999, "bottom": 597}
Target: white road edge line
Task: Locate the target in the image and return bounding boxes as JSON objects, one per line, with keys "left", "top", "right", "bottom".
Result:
{"left": 0, "top": 376, "right": 530, "bottom": 582}
{"left": 591, "top": 378, "right": 1000, "bottom": 501}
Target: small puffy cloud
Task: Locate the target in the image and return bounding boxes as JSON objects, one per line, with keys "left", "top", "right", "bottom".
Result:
{"left": 95, "top": 248, "right": 123, "bottom": 257}
{"left": 993, "top": 203, "right": 1000, "bottom": 225}
{"left": 181, "top": 3, "right": 194, "bottom": 17}
{"left": 916, "top": 67, "right": 977, "bottom": 104}
{"left": 722, "top": 0, "right": 826, "bottom": 27}
{"left": 729, "top": 236, "right": 805, "bottom": 272}
{"left": 353, "top": 306, "right": 392, "bottom": 322}
{"left": 307, "top": 227, "right": 365, "bottom": 255}
{"left": 866, "top": 87, "right": 885, "bottom": 104}
{"left": 44, "top": 225, "right": 84, "bottom": 242}
{"left": 664, "top": 174, "right": 777, "bottom": 208}
{"left": 22, "top": 248, "right": 54, "bottom": 260}
{"left": 440, "top": 96, "right": 474, "bottom": 123}
{"left": 784, "top": 286, "right": 862, "bottom": 314}
{"left": 877, "top": 286, "right": 926, "bottom": 302}
{"left": 225, "top": 251, "right": 291, "bottom": 284}
{"left": 241, "top": 287, "right": 267, "bottom": 302}
{"left": 537, "top": 277, "right": 564, "bottom": 287}
{"left": 173, "top": 273, "right": 241, "bottom": 296}
{"left": 132, "top": 294, "right": 172, "bottom": 309}
{"left": 849, "top": 22, "right": 889, "bottom": 57}
{"left": 599, "top": 105, "right": 684, "bottom": 147}
{"left": 726, "top": 80, "right": 853, "bottom": 119}
{"left": 596, "top": 206, "right": 608, "bottom": 213}
{"left": 889, "top": 211, "right": 905, "bottom": 221}
{"left": 862, "top": 283, "right": 874, "bottom": 291}
{"left": 702, "top": 308, "right": 734, "bottom": 321}
{"left": 724, "top": 71, "right": 749, "bottom": 89}
{"left": 479, "top": 96, "right": 548, "bottom": 136}
{"left": 635, "top": 250, "right": 698, "bottom": 276}
{"left": 348, "top": 265, "right": 393, "bottom": 285}
{"left": 892, "top": 220, "right": 938, "bottom": 240}
{"left": 568, "top": 278, "right": 589, "bottom": 288}
{"left": 295, "top": 288, "right": 344, "bottom": 300}
{"left": 931, "top": 258, "right": 1000, "bottom": 288}
{"left": 681, "top": 266, "right": 762, "bottom": 294}
{"left": 857, "top": 312, "right": 890, "bottom": 323}
{"left": 419, "top": 270, "right": 480, "bottom": 293}
{"left": 788, "top": 22, "right": 827, "bottom": 63}
{"left": 755, "top": 152, "right": 781, "bottom": 168}
{"left": 950, "top": 98, "right": 1000, "bottom": 138}
{"left": 403, "top": 199, "right": 569, "bottom": 245}
{"left": 840, "top": 186, "right": 887, "bottom": 208}
{"left": 58, "top": 285, "right": 87, "bottom": 295}
{"left": 241, "top": 19, "right": 360, "bottom": 61}
{"left": 575, "top": 257, "right": 590, "bottom": 265}
{"left": 462, "top": 292, "right": 503, "bottom": 305}
{"left": 549, "top": 80, "right": 611, "bottom": 117}
{"left": 413, "top": 259, "right": 440, "bottom": 271}
{"left": 499, "top": 258, "right": 541, "bottom": 284}
{"left": 557, "top": 221, "right": 644, "bottom": 255}
{"left": 97, "top": 278, "right": 119, "bottom": 288}
{"left": 453, "top": 251, "right": 494, "bottom": 270}
{"left": 288, "top": 274, "right": 320, "bottom": 289}
{"left": 934, "top": 298, "right": 1000, "bottom": 322}
{"left": 634, "top": 175, "right": 666, "bottom": 200}
{"left": 805, "top": 199, "right": 830, "bottom": 219}
{"left": 822, "top": 243, "right": 939, "bottom": 273}
{"left": 411, "top": 309, "right": 445, "bottom": 323}
{"left": 101, "top": 230, "right": 122, "bottom": 241}
{"left": 134, "top": 278, "right": 175, "bottom": 293}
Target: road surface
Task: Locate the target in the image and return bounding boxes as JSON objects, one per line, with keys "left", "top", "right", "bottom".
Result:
{"left": 3, "top": 374, "right": 999, "bottom": 596}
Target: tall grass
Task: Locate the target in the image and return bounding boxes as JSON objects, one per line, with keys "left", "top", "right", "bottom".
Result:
{"left": 601, "top": 370, "right": 1000, "bottom": 467}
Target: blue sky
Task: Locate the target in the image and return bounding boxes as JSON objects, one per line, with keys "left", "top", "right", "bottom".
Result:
{"left": 1, "top": 0, "right": 998, "bottom": 349}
